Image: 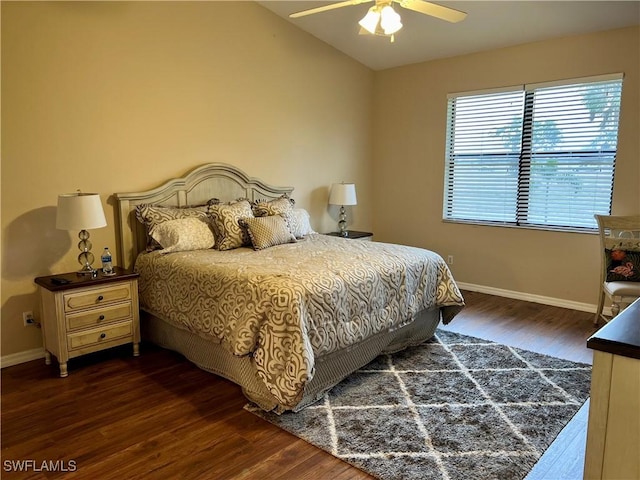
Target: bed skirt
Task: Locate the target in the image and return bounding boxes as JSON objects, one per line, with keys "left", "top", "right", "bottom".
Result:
{"left": 141, "top": 308, "right": 441, "bottom": 413}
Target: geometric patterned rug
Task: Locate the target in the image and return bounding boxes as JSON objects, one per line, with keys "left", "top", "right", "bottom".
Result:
{"left": 246, "top": 329, "right": 592, "bottom": 480}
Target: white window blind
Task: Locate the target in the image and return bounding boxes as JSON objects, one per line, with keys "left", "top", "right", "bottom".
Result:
{"left": 444, "top": 74, "right": 623, "bottom": 230}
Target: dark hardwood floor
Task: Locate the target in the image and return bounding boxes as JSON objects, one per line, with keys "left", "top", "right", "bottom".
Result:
{"left": 440, "top": 291, "right": 595, "bottom": 365}
{"left": 1, "top": 291, "right": 597, "bottom": 479}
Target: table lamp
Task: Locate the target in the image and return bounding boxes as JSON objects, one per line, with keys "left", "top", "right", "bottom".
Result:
{"left": 56, "top": 192, "right": 107, "bottom": 274}
{"left": 329, "top": 183, "right": 357, "bottom": 237}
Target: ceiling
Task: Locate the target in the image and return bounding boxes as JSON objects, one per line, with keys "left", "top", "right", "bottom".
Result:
{"left": 258, "top": 1, "right": 640, "bottom": 70}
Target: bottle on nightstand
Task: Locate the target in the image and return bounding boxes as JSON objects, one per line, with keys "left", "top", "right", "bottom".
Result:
{"left": 101, "top": 247, "right": 114, "bottom": 275}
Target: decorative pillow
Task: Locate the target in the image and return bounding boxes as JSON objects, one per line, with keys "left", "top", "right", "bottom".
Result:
{"left": 135, "top": 204, "right": 209, "bottom": 251}
{"left": 606, "top": 249, "right": 640, "bottom": 282}
{"left": 239, "top": 215, "right": 296, "bottom": 251}
{"left": 208, "top": 199, "right": 254, "bottom": 251}
{"left": 285, "top": 209, "right": 316, "bottom": 238}
{"left": 150, "top": 218, "right": 215, "bottom": 254}
{"left": 252, "top": 195, "right": 295, "bottom": 217}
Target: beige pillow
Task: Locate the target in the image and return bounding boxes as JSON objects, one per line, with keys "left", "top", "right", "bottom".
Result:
{"left": 285, "top": 209, "right": 316, "bottom": 238}
{"left": 239, "top": 215, "right": 296, "bottom": 251}
{"left": 151, "top": 218, "right": 215, "bottom": 254}
{"left": 208, "top": 200, "right": 254, "bottom": 251}
{"left": 252, "top": 195, "right": 294, "bottom": 217}
{"left": 135, "top": 204, "right": 209, "bottom": 251}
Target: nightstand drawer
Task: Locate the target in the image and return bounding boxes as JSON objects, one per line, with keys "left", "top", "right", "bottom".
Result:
{"left": 63, "top": 284, "right": 132, "bottom": 312}
{"left": 65, "top": 303, "right": 133, "bottom": 331}
{"left": 67, "top": 321, "right": 133, "bottom": 351}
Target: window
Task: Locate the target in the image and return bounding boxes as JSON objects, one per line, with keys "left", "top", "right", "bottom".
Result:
{"left": 443, "top": 74, "right": 623, "bottom": 231}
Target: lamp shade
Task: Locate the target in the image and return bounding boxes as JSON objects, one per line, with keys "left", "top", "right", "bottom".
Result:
{"left": 358, "top": 7, "right": 380, "bottom": 34}
{"left": 329, "top": 183, "right": 357, "bottom": 206}
{"left": 56, "top": 193, "right": 107, "bottom": 231}
{"left": 380, "top": 5, "right": 402, "bottom": 34}
{"left": 358, "top": 4, "right": 402, "bottom": 36}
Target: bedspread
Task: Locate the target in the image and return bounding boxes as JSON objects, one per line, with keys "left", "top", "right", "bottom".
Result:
{"left": 135, "top": 234, "right": 464, "bottom": 408}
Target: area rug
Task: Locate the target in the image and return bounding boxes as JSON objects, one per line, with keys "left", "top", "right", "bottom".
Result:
{"left": 246, "top": 329, "right": 591, "bottom": 480}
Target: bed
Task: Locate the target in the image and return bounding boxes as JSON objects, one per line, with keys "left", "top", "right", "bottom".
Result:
{"left": 115, "top": 163, "right": 464, "bottom": 413}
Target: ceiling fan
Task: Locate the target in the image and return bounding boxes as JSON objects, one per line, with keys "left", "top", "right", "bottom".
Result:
{"left": 289, "top": 0, "right": 467, "bottom": 42}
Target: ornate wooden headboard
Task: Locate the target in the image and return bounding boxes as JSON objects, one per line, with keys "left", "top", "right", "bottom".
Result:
{"left": 114, "top": 163, "right": 293, "bottom": 269}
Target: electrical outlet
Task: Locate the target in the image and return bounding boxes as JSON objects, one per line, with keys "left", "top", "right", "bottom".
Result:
{"left": 447, "top": 255, "right": 454, "bottom": 265}
{"left": 23, "top": 311, "right": 35, "bottom": 327}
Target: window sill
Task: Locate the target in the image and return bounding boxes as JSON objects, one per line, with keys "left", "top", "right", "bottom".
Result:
{"left": 442, "top": 218, "right": 599, "bottom": 235}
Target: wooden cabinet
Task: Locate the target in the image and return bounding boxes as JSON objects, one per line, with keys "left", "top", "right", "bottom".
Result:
{"left": 584, "top": 299, "right": 640, "bottom": 479}
{"left": 35, "top": 267, "right": 140, "bottom": 377}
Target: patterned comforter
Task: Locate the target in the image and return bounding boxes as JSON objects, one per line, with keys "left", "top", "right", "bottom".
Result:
{"left": 135, "top": 234, "right": 464, "bottom": 408}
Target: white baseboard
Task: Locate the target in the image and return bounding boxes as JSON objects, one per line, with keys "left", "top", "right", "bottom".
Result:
{"left": 1, "top": 348, "right": 45, "bottom": 369}
{"left": 457, "top": 282, "right": 607, "bottom": 315}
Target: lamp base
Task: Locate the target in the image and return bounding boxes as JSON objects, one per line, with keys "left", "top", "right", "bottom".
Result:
{"left": 77, "top": 266, "right": 98, "bottom": 277}
{"left": 338, "top": 206, "right": 349, "bottom": 237}
{"left": 76, "top": 230, "right": 97, "bottom": 276}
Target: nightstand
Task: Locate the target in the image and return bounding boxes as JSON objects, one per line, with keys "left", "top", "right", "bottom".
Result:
{"left": 34, "top": 267, "right": 140, "bottom": 377}
{"left": 325, "top": 230, "right": 373, "bottom": 241}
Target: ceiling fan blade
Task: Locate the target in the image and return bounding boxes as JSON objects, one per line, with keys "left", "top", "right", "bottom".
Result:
{"left": 290, "top": 0, "right": 373, "bottom": 18}
{"left": 396, "top": 0, "right": 467, "bottom": 23}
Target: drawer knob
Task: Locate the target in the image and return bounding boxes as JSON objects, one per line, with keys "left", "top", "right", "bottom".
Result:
{"left": 97, "top": 295, "right": 104, "bottom": 301}
{"left": 98, "top": 315, "right": 105, "bottom": 321}
{"left": 100, "top": 333, "right": 106, "bottom": 339}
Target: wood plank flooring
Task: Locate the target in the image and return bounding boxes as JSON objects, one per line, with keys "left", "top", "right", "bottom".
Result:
{"left": 1, "top": 291, "right": 598, "bottom": 479}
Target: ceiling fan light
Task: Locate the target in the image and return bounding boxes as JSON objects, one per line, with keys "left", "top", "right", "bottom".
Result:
{"left": 380, "top": 5, "right": 402, "bottom": 35}
{"left": 358, "top": 7, "right": 380, "bottom": 34}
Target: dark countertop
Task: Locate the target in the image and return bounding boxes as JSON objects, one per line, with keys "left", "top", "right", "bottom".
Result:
{"left": 325, "top": 231, "right": 373, "bottom": 240}
{"left": 587, "top": 298, "right": 640, "bottom": 360}
{"left": 34, "top": 266, "right": 138, "bottom": 292}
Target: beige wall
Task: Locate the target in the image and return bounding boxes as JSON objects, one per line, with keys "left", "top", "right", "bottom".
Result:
{"left": 3, "top": 3, "right": 638, "bottom": 360}
{"left": 1, "top": 2, "right": 374, "bottom": 356}
{"left": 373, "top": 26, "right": 640, "bottom": 306}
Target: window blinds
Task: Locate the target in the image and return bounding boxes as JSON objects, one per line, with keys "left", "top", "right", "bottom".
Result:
{"left": 444, "top": 74, "right": 623, "bottom": 230}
